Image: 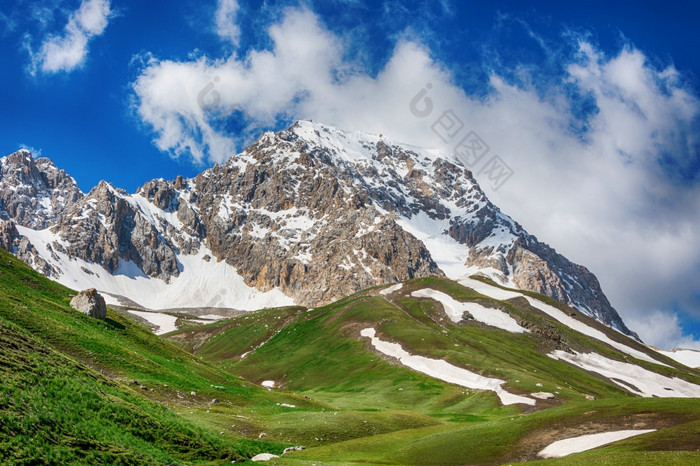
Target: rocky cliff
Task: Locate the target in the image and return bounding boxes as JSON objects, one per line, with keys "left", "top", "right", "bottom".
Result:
{"left": 0, "top": 121, "right": 634, "bottom": 336}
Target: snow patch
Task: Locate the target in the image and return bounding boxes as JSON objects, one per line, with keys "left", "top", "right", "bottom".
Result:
{"left": 360, "top": 327, "right": 534, "bottom": 406}
{"left": 538, "top": 430, "right": 656, "bottom": 458}
{"left": 251, "top": 453, "right": 279, "bottom": 462}
{"left": 128, "top": 310, "right": 178, "bottom": 335}
{"left": 656, "top": 348, "right": 700, "bottom": 369}
{"left": 460, "top": 278, "right": 669, "bottom": 367}
{"left": 261, "top": 380, "right": 275, "bottom": 388}
{"left": 411, "top": 288, "right": 528, "bottom": 333}
{"left": 379, "top": 283, "right": 403, "bottom": 295}
{"left": 549, "top": 350, "right": 700, "bottom": 398}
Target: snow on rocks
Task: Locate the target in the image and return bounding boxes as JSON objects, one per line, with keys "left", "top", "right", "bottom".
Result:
{"left": 549, "top": 350, "right": 700, "bottom": 398}
{"left": 360, "top": 328, "right": 534, "bottom": 406}
{"left": 127, "top": 310, "right": 178, "bottom": 335}
{"left": 538, "top": 429, "right": 656, "bottom": 458}
{"left": 459, "top": 278, "right": 669, "bottom": 366}
{"left": 379, "top": 283, "right": 403, "bottom": 295}
{"left": 15, "top": 225, "right": 294, "bottom": 311}
{"left": 411, "top": 288, "right": 528, "bottom": 333}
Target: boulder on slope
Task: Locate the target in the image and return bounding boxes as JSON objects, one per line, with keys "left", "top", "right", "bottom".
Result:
{"left": 70, "top": 288, "right": 107, "bottom": 320}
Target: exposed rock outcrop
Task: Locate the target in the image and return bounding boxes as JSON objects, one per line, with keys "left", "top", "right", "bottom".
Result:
{"left": 0, "top": 150, "right": 82, "bottom": 228}
{"left": 70, "top": 288, "right": 107, "bottom": 319}
{"left": 0, "top": 122, "right": 636, "bottom": 337}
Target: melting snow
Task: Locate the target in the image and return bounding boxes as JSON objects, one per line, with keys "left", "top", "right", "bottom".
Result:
{"left": 396, "top": 211, "right": 471, "bottom": 279}
{"left": 198, "top": 314, "right": 228, "bottom": 321}
{"left": 656, "top": 348, "right": 700, "bottom": 369}
{"left": 261, "top": 380, "right": 275, "bottom": 388}
{"left": 411, "top": 288, "right": 528, "bottom": 333}
{"left": 360, "top": 328, "right": 534, "bottom": 405}
{"left": 549, "top": 350, "right": 700, "bottom": 398}
{"left": 16, "top": 225, "right": 294, "bottom": 311}
{"left": 379, "top": 283, "right": 403, "bottom": 295}
{"left": 538, "top": 430, "right": 656, "bottom": 458}
{"left": 128, "top": 310, "right": 178, "bottom": 335}
{"left": 459, "top": 278, "right": 669, "bottom": 367}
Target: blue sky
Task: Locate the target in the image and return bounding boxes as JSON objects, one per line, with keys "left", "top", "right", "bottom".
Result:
{"left": 1, "top": 0, "right": 699, "bottom": 349}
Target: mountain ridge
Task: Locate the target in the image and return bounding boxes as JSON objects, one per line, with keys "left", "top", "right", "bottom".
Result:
{"left": 0, "top": 120, "right": 635, "bottom": 336}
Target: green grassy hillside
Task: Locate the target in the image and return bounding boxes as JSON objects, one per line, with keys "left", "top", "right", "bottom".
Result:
{"left": 168, "top": 277, "right": 700, "bottom": 464}
{"left": 0, "top": 248, "right": 296, "bottom": 463}
{"left": 2, "top": 244, "right": 699, "bottom": 464}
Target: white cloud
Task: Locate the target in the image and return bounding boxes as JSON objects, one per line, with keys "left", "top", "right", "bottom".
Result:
{"left": 628, "top": 311, "right": 700, "bottom": 351}
{"left": 29, "top": 0, "right": 112, "bottom": 74}
{"left": 131, "top": 6, "right": 700, "bottom": 349}
{"left": 0, "top": 9, "right": 17, "bottom": 36}
{"left": 18, "top": 144, "right": 43, "bottom": 157}
{"left": 215, "top": 0, "right": 240, "bottom": 45}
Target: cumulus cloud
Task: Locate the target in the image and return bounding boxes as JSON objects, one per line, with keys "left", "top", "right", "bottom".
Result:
{"left": 131, "top": 6, "right": 700, "bottom": 349}
{"left": 215, "top": 0, "right": 240, "bottom": 45}
{"left": 628, "top": 311, "right": 700, "bottom": 351}
{"left": 28, "top": 0, "right": 112, "bottom": 74}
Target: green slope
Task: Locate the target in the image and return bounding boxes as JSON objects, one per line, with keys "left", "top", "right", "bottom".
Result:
{"left": 3, "top": 243, "right": 699, "bottom": 465}
{"left": 0, "top": 248, "right": 296, "bottom": 463}
{"left": 168, "top": 277, "right": 700, "bottom": 464}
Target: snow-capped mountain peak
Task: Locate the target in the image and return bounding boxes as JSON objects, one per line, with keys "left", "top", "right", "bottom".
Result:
{"left": 0, "top": 122, "right": 634, "bottom": 337}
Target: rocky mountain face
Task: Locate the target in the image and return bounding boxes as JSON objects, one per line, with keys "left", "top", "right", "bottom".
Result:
{"left": 0, "top": 149, "right": 82, "bottom": 228}
{"left": 0, "top": 121, "right": 634, "bottom": 336}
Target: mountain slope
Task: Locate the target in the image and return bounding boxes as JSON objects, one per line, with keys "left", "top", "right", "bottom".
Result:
{"left": 169, "top": 277, "right": 699, "bottom": 405}
{"left": 1, "top": 231, "right": 698, "bottom": 464}
{"left": 0, "top": 248, "right": 303, "bottom": 463}
{"left": 2, "top": 121, "right": 632, "bottom": 336}
{"left": 166, "top": 277, "right": 700, "bottom": 464}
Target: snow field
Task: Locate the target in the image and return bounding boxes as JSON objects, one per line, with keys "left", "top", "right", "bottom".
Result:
{"left": 411, "top": 288, "right": 528, "bottom": 333}
{"left": 538, "top": 429, "right": 656, "bottom": 458}
{"left": 127, "top": 310, "right": 178, "bottom": 335}
{"left": 548, "top": 350, "right": 700, "bottom": 398}
{"left": 360, "top": 327, "right": 534, "bottom": 406}
{"left": 656, "top": 349, "right": 700, "bottom": 369}
{"left": 459, "top": 278, "right": 669, "bottom": 367}
{"left": 16, "top": 225, "right": 294, "bottom": 311}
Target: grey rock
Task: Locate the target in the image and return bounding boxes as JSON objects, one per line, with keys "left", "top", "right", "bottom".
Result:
{"left": 0, "top": 220, "right": 19, "bottom": 251}
{"left": 282, "top": 446, "right": 305, "bottom": 455}
{"left": 0, "top": 150, "right": 82, "bottom": 228}
{"left": 70, "top": 288, "right": 107, "bottom": 319}
{"left": 53, "top": 181, "right": 180, "bottom": 281}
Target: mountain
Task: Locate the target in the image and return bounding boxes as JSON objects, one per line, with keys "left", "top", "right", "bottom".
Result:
{"left": 3, "top": 241, "right": 698, "bottom": 464}
{"left": 0, "top": 149, "right": 82, "bottom": 229}
{"left": 0, "top": 121, "right": 632, "bottom": 335}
